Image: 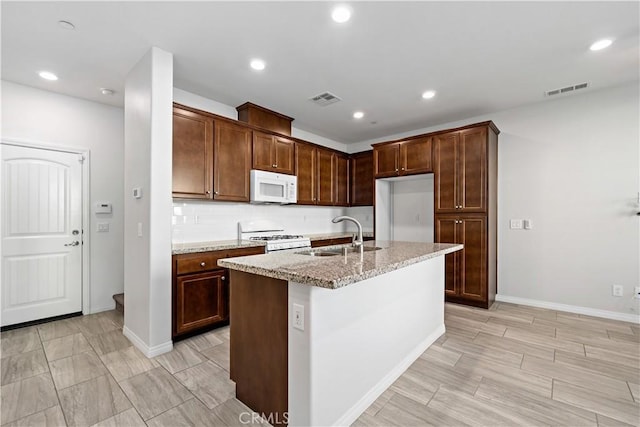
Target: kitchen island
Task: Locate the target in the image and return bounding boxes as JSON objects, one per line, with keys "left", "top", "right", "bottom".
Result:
{"left": 219, "top": 241, "right": 462, "bottom": 426}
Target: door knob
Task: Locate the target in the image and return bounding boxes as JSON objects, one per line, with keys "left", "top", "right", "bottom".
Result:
{"left": 64, "top": 241, "right": 79, "bottom": 247}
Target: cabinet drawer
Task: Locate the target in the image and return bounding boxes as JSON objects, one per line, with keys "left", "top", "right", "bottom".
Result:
{"left": 174, "top": 246, "right": 264, "bottom": 275}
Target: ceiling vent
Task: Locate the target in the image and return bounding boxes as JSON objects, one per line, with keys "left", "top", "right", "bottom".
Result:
{"left": 309, "top": 91, "right": 342, "bottom": 106}
{"left": 545, "top": 82, "right": 589, "bottom": 97}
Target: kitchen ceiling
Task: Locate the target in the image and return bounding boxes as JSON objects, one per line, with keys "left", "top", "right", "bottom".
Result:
{"left": 2, "top": 2, "right": 638, "bottom": 143}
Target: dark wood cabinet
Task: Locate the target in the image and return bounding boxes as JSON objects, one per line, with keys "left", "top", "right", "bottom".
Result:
{"left": 295, "top": 143, "right": 349, "bottom": 206}
{"left": 175, "top": 270, "right": 226, "bottom": 336}
{"left": 295, "top": 142, "right": 317, "bottom": 204}
{"left": 317, "top": 148, "right": 335, "bottom": 206}
{"left": 172, "top": 246, "right": 264, "bottom": 338}
{"left": 350, "top": 151, "right": 373, "bottom": 206}
{"left": 434, "top": 127, "right": 487, "bottom": 213}
{"left": 435, "top": 215, "right": 488, "bottom": 305}
{"left": 172, "top": 107, "right": 214, "bottom": 199}
{"left": 373, "top": 136, "right": 432, "bottom": 178}
{"left": 432, "top": 121, "right": 498, "bottom": 309}
{"left": 213, "top": 120, "right": 252, "bottom": 202}
{"left": 334, "top": 153, "right": 349, "bottom": 206}
{"left": 252, "top": 131, "right": 295, "bottom": 175}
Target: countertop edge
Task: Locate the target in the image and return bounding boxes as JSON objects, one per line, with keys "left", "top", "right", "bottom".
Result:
{"left": 218, "top": 244, "right": 463, "bottom": 289}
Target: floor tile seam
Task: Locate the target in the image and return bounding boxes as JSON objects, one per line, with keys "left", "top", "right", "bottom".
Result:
{"left": 551, "top": 378, "right": 640, "bottom": 411}
{"left": 0, "top": 364, "right": 50, "bottom": 387}
{"left": 141, "top": 395, "right": 197, "bottom": 423}
{"left": 548, "top": 374, "right": 637, "bottom": 405}
{"left": 552, "top": 354, "right": 640, "bottom": 384}
{"left": 43, "top": 353, "right": 70, "bottom": 427}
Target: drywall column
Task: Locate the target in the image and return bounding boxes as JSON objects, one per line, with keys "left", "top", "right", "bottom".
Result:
{"left": 123, "top": 47, "right": 173, "bottom": 357}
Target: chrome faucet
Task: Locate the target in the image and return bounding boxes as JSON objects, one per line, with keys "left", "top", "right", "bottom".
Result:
{"left": 332, "top": 216, "right": 364, "bottom": 251}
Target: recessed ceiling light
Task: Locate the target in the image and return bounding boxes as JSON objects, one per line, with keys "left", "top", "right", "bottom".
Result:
{"left": 58, "top": 20, "right": 75, "bottom": 30}
{"left": 589, "top": 38, "right": 613, "bottom": 51}
{"left": 250, "top": 59, "right": 266, "bottom": 71}
{"left": 332, "top": 5, "right": 351, "bottom": 23}
{"left": 38, "top": 71, "right": 58, "bottom": 81}
{"left": 100, "top": 88, "right": 115, "bottom": 96}
{"left": 422, "top": 90, "right": 436, "bottom": 99}
{"left": 353, "top": 111, "right": 364, "bottom": 119}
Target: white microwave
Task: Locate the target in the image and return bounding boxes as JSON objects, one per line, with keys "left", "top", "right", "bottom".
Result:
{"left": 250, "top": 170, "right": 297, "bottom": 204}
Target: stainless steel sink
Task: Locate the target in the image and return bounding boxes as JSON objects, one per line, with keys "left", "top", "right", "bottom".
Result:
{"left": 297, "top": 250, "right": 341, "bottom": 257}
{"left": 298, "top": 246, "right": 382, "bottom": 256}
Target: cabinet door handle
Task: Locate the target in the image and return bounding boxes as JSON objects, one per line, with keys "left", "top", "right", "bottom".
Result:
{"left": 214, "top": 191, "right": 219, "bottom": 195}
{"left": 221, "top": 276, "right": 226, "bottom": 281}
{"left": 401, "top": 167, "right": 405, "bottom": 171}
{"left": 205, "top": 190, "right": 211, "bottom": 194}
{"left": 272, "top": 164, "right": 277, "bottom": 168}
{"left": 200, "top": 262, "right": 206, "bottom": 267}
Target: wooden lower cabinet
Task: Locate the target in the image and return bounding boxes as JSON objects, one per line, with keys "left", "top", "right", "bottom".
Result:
{"left": 175, "top": 270, "right": 226, "bottom": 336}
{"left": 435, "top": 215, "right": 494, "bottom": 308}
{"left": 172, "top": 246, "right": 264, "bottom": 338}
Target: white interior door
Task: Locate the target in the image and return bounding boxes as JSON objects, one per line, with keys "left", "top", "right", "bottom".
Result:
{"left": 1, "top": 144, "right": 83, "bottom": 327}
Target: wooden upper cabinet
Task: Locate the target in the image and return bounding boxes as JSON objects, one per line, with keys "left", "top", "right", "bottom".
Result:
{"left": 373, "top": 143, "right": 400, "bottom": 178}
{"left": 172, "top": 107, "right": 214, "bottom": 199}
{"left": 434, "top": 127, "right": 487, "bottom": 213}
{"left": 316, "top": 148, "right": 335, "bottom": 206}
{"left": 295, "top": 142, "right": 317, "bottom": 205}
{"left": 213, "top": 120, "right": 252, "bottom": 202}
{"left": 459, "top": 127, "right": 487, "bottom": 212}
{"left": 252, "top": 131, "right": 295, "bottom": 175}
{"left": 373, "top": 137, "right": 432, "bottom": 178}
{"left": 350, "top": 151, "right": 373, "bottom": 206}
{"left": 400, "top": 137, "right": 432, "bottom": 175}
{"left": 334, "top": 153, "right": 349, "bottom": 207}
{"left": 434, "top": 132, "right": 459, "bottom": 212}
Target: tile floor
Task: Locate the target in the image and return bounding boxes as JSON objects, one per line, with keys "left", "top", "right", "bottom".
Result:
{"left": 1, "top": 302, "right": 639, "bottom": 426}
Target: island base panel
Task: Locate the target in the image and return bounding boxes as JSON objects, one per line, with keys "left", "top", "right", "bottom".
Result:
{"left": 230, "top": 270, "right": 288, "bottom": 426}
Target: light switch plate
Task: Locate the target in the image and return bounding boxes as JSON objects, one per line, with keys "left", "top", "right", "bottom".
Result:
{"left": 523, "top": 219, "right": 533, "bottom": 230}
{"left": 97, "top": 223, "right": 109, "bottom": 232}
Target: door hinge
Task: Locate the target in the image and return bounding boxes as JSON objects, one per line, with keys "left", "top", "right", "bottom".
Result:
{"left": 78, "top": 154, "right": 85, "bottom": 163}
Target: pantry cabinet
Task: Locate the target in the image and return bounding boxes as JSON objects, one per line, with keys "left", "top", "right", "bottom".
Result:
{"left": 432, "top": 121, "right": 498, "bottom": 309}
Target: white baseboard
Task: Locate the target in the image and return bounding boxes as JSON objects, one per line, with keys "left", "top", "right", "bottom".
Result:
{"left": 333, "top": 323, "right": 445, "bottom": 427}
{"left": 496, "top": 294, "right": 640, "bottom": 324}
{"left": 123, "top": 326, "right": 173, "bottom": 358}
{"left": 85, "top": 302, "right": 116, "bottom": 315}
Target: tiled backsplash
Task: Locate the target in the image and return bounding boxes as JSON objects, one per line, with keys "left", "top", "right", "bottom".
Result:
{"left": 172, "top": 201, "right": 374, "bottom": 243}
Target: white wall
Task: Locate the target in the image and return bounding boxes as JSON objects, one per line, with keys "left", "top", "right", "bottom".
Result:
{"left": 391, "top": 176, "right": 434, "bottom": 243}
{"left": 353, "top": 83, "right": 640, "bottom": 318}
{"left": 1, "top": 80, "right": 124, "bottom": 313}
{"left": 123, "top": 47, "right": 173, "bottom": 356}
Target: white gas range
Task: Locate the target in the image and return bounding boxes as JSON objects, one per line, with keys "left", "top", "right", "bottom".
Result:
{"left": 238, "top": 220, "right": 311, "bottom": 252}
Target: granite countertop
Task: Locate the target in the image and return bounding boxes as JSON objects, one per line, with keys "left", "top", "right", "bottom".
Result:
{"left": 172, "top": 239, "right": 266, "bottom": 255}
{"left": 218, "top": 241, "right": 463, "bottom": 289}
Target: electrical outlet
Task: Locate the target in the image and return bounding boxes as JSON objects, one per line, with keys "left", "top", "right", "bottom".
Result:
{"left": 97, "top": 223, "right": 109, "bottom": 232}
{"left": 612, "top": 285, "right": 623, "bottom": 297}
{"left": 523, "top": 219, "right": 533, "bottom": 230}
{"left": 137, "top": 222, "right": 143, "bottom": 237}
{"left": 510, "top": 219, "right": 523, "bottom": 229}
{"left": 634, "top": 286, "right": 640, "bottom": 299}
{"left": 293, "top": 303, "right": 305, "bottom": 331}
